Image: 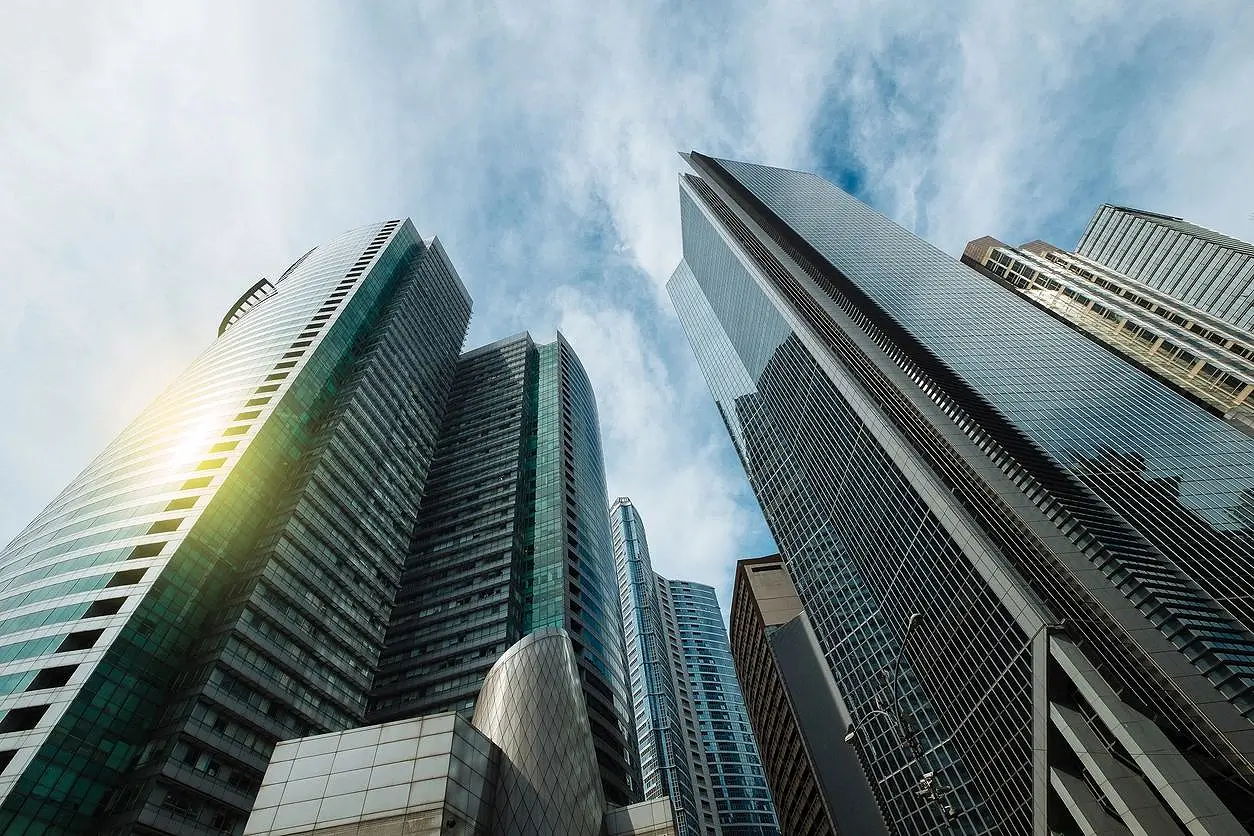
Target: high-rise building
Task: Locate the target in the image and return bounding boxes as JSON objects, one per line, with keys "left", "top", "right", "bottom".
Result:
{"left": 668, "top": 152, "right": 1254, "bottom": 834}
{"left": 1075, "top": 205, "right": 1254, "bottom": 329}
{"left": 368, "top": 333, "right": 640, "bottom": 807}
{"left": 961, "top": 233, "right": 1254, "bottom": 434}
{"left": 730, "top": 554, "right": 888, "bottom": 836}
{"left": 654, "top": 578, "right": 777, "bottom": 836}
{"left": 610, "top": 498, "right": 699, "bottom": 835}
{"left": 0, "top": 221, "right": 472, "bottom": 835}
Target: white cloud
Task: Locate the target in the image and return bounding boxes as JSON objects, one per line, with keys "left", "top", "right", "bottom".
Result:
{"left": 1, "top": 0, "right": 1252, "bottom": 621}
{"left": 552, "top": 286, "right": 761, "bottom": 604}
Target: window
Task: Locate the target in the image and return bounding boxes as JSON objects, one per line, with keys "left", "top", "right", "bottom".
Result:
{"left": 82, "top": 598, "right": 125, "bottom": 619}
{"left": 128, "top": 542, "right": 165, "bottom": 560}
{"left": 146, "top": 519, "right": 182, "bottom": 535}
{"left": 26, "top": 665, "right": 75, "bottom": 691}
{"left": 0, "top": 705, "right": 48, "bottom": 733}
{"left": 105, "top": 568, "right": 146, "bottom": 588}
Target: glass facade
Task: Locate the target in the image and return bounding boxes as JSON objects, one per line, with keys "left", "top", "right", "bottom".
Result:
{"left": 368, "top": 333, "right": 639, "bottom": 808}
{"left": 963, "top": 236, "right": 1254, "bottom": 436}
{"left": 0, "top": 221, "right": 472, "bottom": 834}
{"left": 1076, "top": 205, "right": 1254, "bottom": 330}
{"left": 668, "top": 152, "right": 1254, "bottom": 832}
{"left": 656, "top": 579, "right": 777, "bottom": 836}
{"left": 369, "top": 334, "right": 535, "bottom": 723}
{"left": 611, "top": 499, "right": 699, "bottom": 836}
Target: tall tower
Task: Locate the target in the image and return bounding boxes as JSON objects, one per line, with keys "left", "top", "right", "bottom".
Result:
{"left": 610, "top": 498, "right": 699, "bottom": 835}
{"left": 654, "top": 578, "right": 778, "bottom": 836}
{"left": 668, "top": 152, "right": 1254, "bottom": 833}
{"left": 0, "top": 221, "right": 471, "bottom": 835}
{"left": 369, "top": 333, "right": 640, "bottom": 807}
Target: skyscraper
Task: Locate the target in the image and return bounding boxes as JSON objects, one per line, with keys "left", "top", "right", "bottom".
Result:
{"left": 1075, "top": 205, "right": 1254, "bottom": 329}
{"left": 610, "top": 498, "right": 699, "bottom": 835}
{"left": 0, "top": 221, "right": 472, "bottom": 834}
{"left": 369, "top": 333, "right": 640, "bottom": 807}
{"left": 668, "top": 152, "right": 1254, "bottom": 834}
{"left": 654, "top": 579, "right": 777, "bottom": 836}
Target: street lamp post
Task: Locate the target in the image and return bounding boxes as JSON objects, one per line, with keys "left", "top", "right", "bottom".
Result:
{"left": 842, "top": 612, "right": 962, "bottom": 824}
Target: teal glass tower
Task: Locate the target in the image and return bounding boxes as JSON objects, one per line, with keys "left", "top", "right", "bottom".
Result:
{"left": 0, "top": 221, "right": 471, "bottom": 835}
{"left": 368, "top": 333, "right": 640, "bottom": 807}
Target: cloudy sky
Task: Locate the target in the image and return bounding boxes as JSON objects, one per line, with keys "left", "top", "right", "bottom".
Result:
{"left": 2, "top": 0, "right": 1252, "bottom": 612}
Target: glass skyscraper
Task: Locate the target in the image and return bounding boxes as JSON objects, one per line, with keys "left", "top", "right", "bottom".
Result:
{"left": 668, "top": 152, "right": 1254, "bottom": 834}
{"left": 369, "top": 332, "right": 640, "bottom": 808}
{"left": 0, "top": 221, "right": 472, "bottom": 834}
{"left": 610, "top": 498, "right": 699, "bottom": 835}
{"left": 654, "top": 578, "right": 777, "bottom": 836}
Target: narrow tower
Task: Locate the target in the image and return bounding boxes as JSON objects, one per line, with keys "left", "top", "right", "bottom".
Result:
{"left": 369, "top": 333, "right": 641, "bottom": 807}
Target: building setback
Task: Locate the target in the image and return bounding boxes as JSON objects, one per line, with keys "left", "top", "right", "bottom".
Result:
{"left": 0, "top": 221, "right": 472, "bottom": 835}
{"left": 655, "top": 578, "right": 777, "bottom": 836}
{"left": 668, "top": 152, "right": 1254, "bottom": 834}
{"left": 369, "top": 332, "right": 640, "bottom": 808}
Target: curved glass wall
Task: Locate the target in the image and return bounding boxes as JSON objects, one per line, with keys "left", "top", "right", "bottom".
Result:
{"left": 611, "top": 499, "right": 698, "bottom": 835}
{"left": 0, "top": 221, "right": 470, "bottom": 834}
{"left": 472, "top": 628, "right": 605, "bottom": 836}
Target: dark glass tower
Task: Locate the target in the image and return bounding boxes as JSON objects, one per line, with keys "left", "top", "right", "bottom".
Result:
{"left": 0, "top": 221, "right": 471, "bottom": 835}
{"left": 669, "top": 153, "right": 1254, "bottom": 834}
{"left": 369, "top": 332, "right": 640, "bottom": 807}
{"left": 655, "top": 578, "right": 778, "bottom": 836}
{"left": 610, "top": 497, "right": 700, "bottom": 835}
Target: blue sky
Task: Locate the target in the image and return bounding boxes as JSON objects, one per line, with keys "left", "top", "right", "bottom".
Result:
{"left": 2, "top": 0, "right": 1252, "bottom": 613}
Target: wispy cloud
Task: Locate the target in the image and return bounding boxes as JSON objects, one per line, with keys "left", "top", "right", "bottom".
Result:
{"left": 1, "top": 0, "right": 1251, "bottom": 615}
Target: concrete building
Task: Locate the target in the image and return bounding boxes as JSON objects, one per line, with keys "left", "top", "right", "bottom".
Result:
{"left": 729, "top": 555, "right": 888, "bottom": 836}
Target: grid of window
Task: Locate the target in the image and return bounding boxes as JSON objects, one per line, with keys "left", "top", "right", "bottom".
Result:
{"left": 660, "top": 579, "right": 778, "bottom": 836}
{"left": 611, "top": 499, "right": 700, "bottom": 836}
{"left": 369, "top": 333, "right": 638, "bottom": 809}
{"left": 0, "top": 221, "right": 471, "bottom": 835}
{"left": 369, "top": 334, "right": 534, "bottom": 723}
{"left": 669, "top": 154, "right": 1254, "bottom": 831}
{"left": 1077, "top": 205, "right": 1254, "bottom": 330}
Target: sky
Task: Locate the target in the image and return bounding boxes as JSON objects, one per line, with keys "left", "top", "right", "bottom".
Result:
{"left": 2, "top": 0, "right": 1253, "bottom": 615}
